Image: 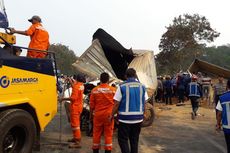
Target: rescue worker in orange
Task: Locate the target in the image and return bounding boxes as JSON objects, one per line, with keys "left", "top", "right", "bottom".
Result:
{"left": 9, "top": 15, "right": 49, "bottom": 58}
{"left": 61, "top": 74, "right": 85, "bottom": 148}
{"left": 90, "top": 72, "right": 116, "bottom": 153}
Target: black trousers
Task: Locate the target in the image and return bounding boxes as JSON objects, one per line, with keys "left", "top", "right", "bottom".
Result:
{"left": 190, "top": 96, "right": 199, "bottom": 114}
{"left": 118, "top": 122, "right": 142, "bottom": 153}
{"left": 165, "top": 89, "right": 172, "bottom": 105}
{"left": 225, "top": 133, "right": 230, "bottom": 153}
{"left": 178, "top": 88, "right": 185, "bottom": 103}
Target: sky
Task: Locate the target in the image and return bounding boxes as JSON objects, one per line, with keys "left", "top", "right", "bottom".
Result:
{"left": 4, "top": 0, "right": 230, "bottom": 56}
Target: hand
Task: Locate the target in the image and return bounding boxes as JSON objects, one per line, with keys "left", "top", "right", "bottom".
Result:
{"left": 143, "top": 113, "right": 147, "bottom": 120}
{"left": 58, "top": 97, "right": 63, "bottom": 103}
{"left": 216, "top": 124, "right": 221, "bottom": 132}
{"left": 9, "top": 28, "right": 16, "bottom": 34}
{"left": 108, "top": 115, "right": 114, "bottom": 122}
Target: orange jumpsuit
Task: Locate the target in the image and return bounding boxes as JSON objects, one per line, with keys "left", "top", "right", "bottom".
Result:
{"left": 26, "top": 23, "right": 50, "bottom": 58}
{"left": 70, "top": 81, "right": 84, "bottom": 141}
{"left": 90, "top": 83, "right": 116, "bottom": 150}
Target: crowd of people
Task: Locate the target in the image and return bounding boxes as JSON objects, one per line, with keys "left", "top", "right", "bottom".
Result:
{"left": 156, "top": 72, "right": 230, "bottom": 152}
{"left": 156, "top": 72, "right": 213, "bottom": 106}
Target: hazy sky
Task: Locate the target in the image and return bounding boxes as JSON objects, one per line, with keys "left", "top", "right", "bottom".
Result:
{"left": 4, "top": 0, "right": 230, "bottom": 56}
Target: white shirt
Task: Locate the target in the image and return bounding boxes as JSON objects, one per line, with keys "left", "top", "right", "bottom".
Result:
{"left": 216, "top": 101, "right": 223, "bottom": 111}
{"left": 64, "top": 88, "right": 72, "bottom": 103}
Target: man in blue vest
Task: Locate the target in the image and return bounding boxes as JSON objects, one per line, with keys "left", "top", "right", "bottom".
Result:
{"left": 187, "top": 75, "right": 202, "bottom": 120}
{"left": 216, "top": 79, "right": 230, "bottom": 153}
{"left": 110, "top": 68, "right": 148, "bottom": 153}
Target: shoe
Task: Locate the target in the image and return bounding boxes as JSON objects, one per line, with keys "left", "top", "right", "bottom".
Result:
{"left": 191, "top": 112, "right": 195, "bottom": 120}
{"left": 93, "top": 149, "right": 99, "bottom": 153}
{"left": 67, "top": 138, "right": 76, "bottom": 143}
{"left": 69, "top": 141, "right": 81, "bottom": 148}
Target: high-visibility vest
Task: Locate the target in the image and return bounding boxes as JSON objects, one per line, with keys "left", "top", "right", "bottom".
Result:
{"left": 188, "top": 82, "right": 202, "bottom": 97}
{"left": 219, "top": 91, "right": 230, "bottom": 134}
{"left": 118, "top": 78, "right": 146, "bottom": 123}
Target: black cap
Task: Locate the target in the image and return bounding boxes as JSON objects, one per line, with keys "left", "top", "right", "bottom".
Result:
{"left": 28, "top": 15, "right": 42, "bottom": 23}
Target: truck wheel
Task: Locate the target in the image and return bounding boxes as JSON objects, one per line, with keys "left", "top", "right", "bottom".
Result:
{"left": 0, "top": 109, "right": 36, "bottom": 153}
{"left": 142, "top": 103, "right": 155, "bottom": 127}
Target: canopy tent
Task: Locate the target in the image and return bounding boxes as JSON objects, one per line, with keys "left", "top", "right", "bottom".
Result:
{"left": 188, "top": 59, "right": 230, "bottom": 78}
{"left": 0, "top": 0, "right": 8, "bottom": 28}
{"left": 72, "top": 28, "right": 157, "bottom": 92}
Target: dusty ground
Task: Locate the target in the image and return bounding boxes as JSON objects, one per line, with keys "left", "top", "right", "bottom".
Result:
{"left": 34, "top": 101, "right": 227, "bottom": 153}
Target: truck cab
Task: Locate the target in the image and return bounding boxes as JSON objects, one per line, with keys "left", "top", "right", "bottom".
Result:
{"left": 0, "top": 46, "right": 58, "bottom": 153}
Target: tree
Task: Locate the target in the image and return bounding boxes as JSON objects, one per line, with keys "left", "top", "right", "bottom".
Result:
{"left": 201, "top": 45, "right": 230, "bottom": 70}
{"left": 156, "top": 14, "right": 220, "bottom": 75}
{"left": 49, "top": 44, "right": 79, "bottom": 75}
{"left": 159, "top": 14, "right": 220, "bottom": 53}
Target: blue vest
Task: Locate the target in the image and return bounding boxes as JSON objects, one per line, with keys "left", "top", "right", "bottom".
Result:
{"left": 118, "top": 78, "right": 146, "bottom": 122}
{"left": 219, "top": 91, "right": 230, "bottom": 134}
{"left": 188, "top": 82, "right": 202, "bottom": 97}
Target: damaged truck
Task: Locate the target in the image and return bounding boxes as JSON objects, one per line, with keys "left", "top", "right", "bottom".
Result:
{"left": 72, "top": 28, "right": 157, "bottom": 127}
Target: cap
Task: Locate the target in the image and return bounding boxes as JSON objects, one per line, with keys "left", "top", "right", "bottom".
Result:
{"left": 28, "top": 15, "right": 42, "bottom": 23}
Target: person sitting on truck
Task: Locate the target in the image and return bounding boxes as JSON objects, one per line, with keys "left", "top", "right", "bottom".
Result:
{"left": 9, "top": 15, "right": 50, "bottom": 58}
{"left": 13, "top": 47, "right": 22, "bottom": 56}
{"left": 3, "top": 45, "right": 22, "bottom": 56}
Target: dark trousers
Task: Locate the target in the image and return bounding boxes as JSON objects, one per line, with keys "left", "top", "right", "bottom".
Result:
{"left": 118, "top": 122, "right": 142, "bottom": 153}
{"left": 165, "top": 96, "right": 172, "bottom": 105}
{"left": 225, "top": 133, "right": 230, "bottom": 153}
{"left": 190, "top": 96, "right": 199, "bottom": 114}
{"left": 165, "top": 89, "right": 172, "bottom": 105}
{"left": 155, "top": 88, "right": 162, "bottom": 102}
{"left": 178, "top": 89, "right": 185, "bottom": 103}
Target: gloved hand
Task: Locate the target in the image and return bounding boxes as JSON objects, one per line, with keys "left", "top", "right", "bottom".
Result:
{"left": 9, "top": 28, "right": 16, "bottom": 34}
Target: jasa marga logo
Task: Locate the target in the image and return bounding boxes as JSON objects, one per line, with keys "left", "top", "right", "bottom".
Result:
{"left": 0, "top": 76, "right": 10, "bottom": 88}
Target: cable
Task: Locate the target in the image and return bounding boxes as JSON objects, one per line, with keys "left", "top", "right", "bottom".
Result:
{"left": 58, "top": 81, "right": 68, "bottom": 150}
{"left": 40, "top": 81, "right": 69, "bottom": 149}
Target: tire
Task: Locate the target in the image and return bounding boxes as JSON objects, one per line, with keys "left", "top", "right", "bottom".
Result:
{"left": 0, "top": 109, "right": 36, "bottom": 153}
{"left": 142, "top": 103, "right": 155, "bottom": 127}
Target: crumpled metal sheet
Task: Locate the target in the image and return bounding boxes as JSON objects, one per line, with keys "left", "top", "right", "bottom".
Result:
{"left": 129, "top": 51, "right": 157, "bottom": 91}
{"left": 72, "top": 39, "right": 157, "bottom": 93}
{"left": 72, "top": 40, "right": 117, "bottom": 80}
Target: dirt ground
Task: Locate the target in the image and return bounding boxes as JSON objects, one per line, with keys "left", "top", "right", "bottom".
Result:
{"left": 34, "top": 101, "right": 227, "bottom": 153}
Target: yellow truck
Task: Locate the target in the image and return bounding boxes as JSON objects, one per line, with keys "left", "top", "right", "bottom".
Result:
{"left": 0, "top": 42, "right": 58, "bottom": 153}
{"left": 0, "top": 1, "right": 58, "bottom": 152}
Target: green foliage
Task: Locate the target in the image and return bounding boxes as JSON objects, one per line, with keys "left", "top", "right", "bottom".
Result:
{"left": 156, "top": 45, "right": 230, "bottom": 75}
{"left": 49, "top": 44, "right": 79, "bottom": 75}
{"left": 201, "top": 45, "right": 230, "bottom": 70}
{"left": 156, "top": 49, "right": 200, "bottom": 75}
{"left": 159, "top": 14, "right": 220, "bottom": 53}
{"left": 156, "top": 14, "right": 220, "bottom": 75}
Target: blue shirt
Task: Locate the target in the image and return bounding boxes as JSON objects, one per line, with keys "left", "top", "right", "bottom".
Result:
{"left": 164, "top": 80, "right": 172, "bottom": 89}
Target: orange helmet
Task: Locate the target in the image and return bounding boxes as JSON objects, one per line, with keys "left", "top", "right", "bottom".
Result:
{"left": 192, "top": 75, "right": 198, "bottom": 81}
